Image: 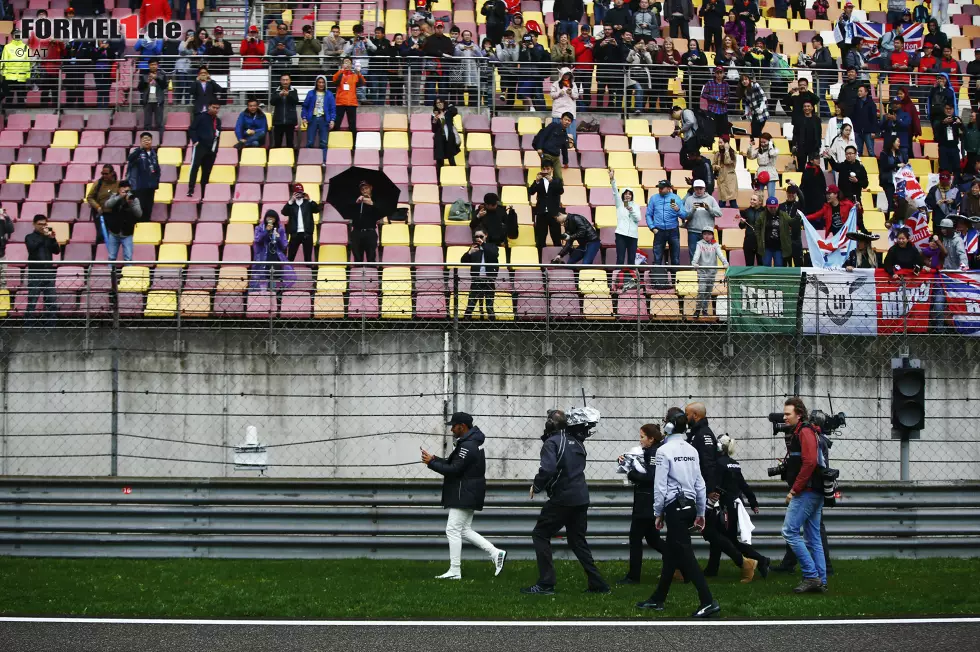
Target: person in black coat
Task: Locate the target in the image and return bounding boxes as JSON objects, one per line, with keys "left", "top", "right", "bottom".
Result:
{"left": 187, "top": 101, "right": 222, "bottom": 197}
{"left": 189, "top": 66, "right": 225, "bottom": 113}
{"left": 524, "top": 409, "right": 610, "bottom": 595}
{"left": 471, "top": 192, "right": 518, "bottom": 246}
{"left": 528, "top": 159, "right": 565, "bottom": 249}
{"left": 710, "top": 435, "right": 770, "bottom": 579}
{"left": 481, "top": 0, "right": 507, "bottom": 44}
{"left": 800, "top": 153, "right": 828, "bottom": 214}
{"left": 432, "top": 98, "right": 461, "bottom": 170}
{"left": 281, "top": 183, "right": 322, "bottom": 262}
{"left": 271, "top": 72, "right": 300, "bottom": 148}
{"left": 617, "top": 424, "right": 667, "bottom": 584}
{"left": 460, "top": 231, "right": 499, "bottom": 320}
{"left": 792, "top": 100, "right": 823, "bottom": 171}
{"left": 422, "top": 412, "right": 507, "bottom": 580}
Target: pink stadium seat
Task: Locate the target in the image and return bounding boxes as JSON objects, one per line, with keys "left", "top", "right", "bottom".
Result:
{"left": 49, "top": 202, "right": 78, "bottom": 222}
{"left": 411, "top": 132, "right": 434, "bottom": 149}
{"left": 467, "top": 151, "right": 494, "bottom": 167}
{"left": 78, "top": 131, "right": 106, "bottom": 148}
{"left": 57, "top": 183, "right": 86, "bottom": 202}
{"left": 411, "top": 204, "right": 441, "bottom": 225}
{"left": 381, "top": 246, "right": 411, "bottom": 263}
{"left": 410, "top": 113, "right": 431, "bottom": 132}
{"left": 185, "top": 265, "right": 217, "bottom": 288}
{"left": 111, "top": 113, "right": 138, "bottom": 131}
{"left": 265, "top": 166, "right": 293, "bottom": 184}
{"left": 106, "top": 131, "right": 135, "bottom": 147}
{"left": 204, "top": 185, "right": 231, "bottom": 202}
{"left": 463, "top": 115, "right": 490, "bottom": 132}
{"left": 62, "top": 243, "right": 94, "bottom": 261}
{"left": 262, "top": 184, "right": 290, "bottom": 204}
{"left": 280, "top": 291, "right": 312, "bottom": 318}
{"left": 442, "top": 186, "right": 468, "bottom": 204}
{"left": 213, "top": 293, "right": 245, "bottom": 317}
{"left": 491, "top": 117, "right": 516, "bottom": 134}
{"left": 59, "top": 115, "right": 86, "bottom": 130}
{"left": 1, "top": 184, "right": 27, "bottom": 202}
{"left": 383, "top": 150, "right": 410, "bottom": 166}
{"left": 72, "top": 148, "right": 99, "bottom": 166}
{"left": 411, "top": 149, "right": 435, "bottom": 166}
{"left": 18, "top": 147, "right": 43, "bottom": 163}
{"left": 353, "top": 150, "right": 380, "bottom": 167}
{"left": 445, "top": 225, "right": 472, "bottom": 247}
{"left": 5, "top": 114, "right": 32, "bottom": 131}
{"left": 246, "top": 291, "right": 277, "bottom": 318}
{"left": 35, "top": 164, "right": 65, "bottom": 182}
{"left": 99, "top": 147, "right": 127, "bottom": 165}
{"left": 326, "top": 149, "right": 352, "bottom": 166}
{"left": 494, "top": 133, "right": 519, "bottom": 150}
{"left": 151, "top": 268, "right": 182, "bottom": 291}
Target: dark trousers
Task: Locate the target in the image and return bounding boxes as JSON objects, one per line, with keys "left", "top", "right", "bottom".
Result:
{"left": 702, "top": 508, "right": 744, "bottom": 574}
{"left": 627, "top": 516, "right": 666, "bottom": 581}
{"left": 464, "top": 277, "right": 496, "bottom": 319}
{"left": 780, "top": 519, "right": 832, "bottom": 571}
{"left": 336, "top": 105, "right": 358, "bottom": 133}
{"left": 567, "top": 240, "right": 602, "bottom": 264}
{"left": 287, "top": 232, "right": 315, "bottom": 262}
{"left": 649, "top": 501, "right": 713, "bottom": 606}
{"left": 134, "top": 189, "right": 155, "bottom": 222}
{"left": 273, "top": 124, "right": 295, "bottom": 148}
{"left": 720, "top": 501, "right": 766, "bottom": 563}
{"left": 188, "top": 144, "right": 216, "bottom": 194}
{"left": 350, "top": 228, "right": 378, "bottom": 263}
{"left": 534, "top": 214, "right": 562, "bottom": 250}
{"left": 713, "top": 112, "right": 729, "bottom": 138}
{"left": 531, "top": 502, "right": 608, "bottom": 590}
{"left": 669, "top": 17, "right": 690, "bottom": 40}
{"left": 788, "top": 240, "right": 805, "bottom": 268}
{"left": 704, "top": 28, "right": 723, "bottom": 53}
{"left": 743, "top": 239, "right": 760, "bottom": 266}
{"left": 26, "top": 271, "right": 57, "bottom": 323}
{"left": 143, "top": 102, "right": 164, "bottom": 135}
{"left": 615, "top": 233, "right": 638, "bottom": 266}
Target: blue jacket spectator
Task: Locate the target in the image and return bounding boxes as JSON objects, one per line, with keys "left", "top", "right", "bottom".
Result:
{"left": 926, "top": 73, "right": 957, "bottom": 123}
{"left": 301, "top": 85, "right": 337, "bottom": 123}
{"left": 879, "top": 110, "right": 911, "bottom": 153}
{"left": 645, "top": 187, "right": 687, "bottom": 231}
{"left": 126, "top": 145, "right": 161, "bottom": 191}
{"left": 134, "top": 36, "right": 163, "bottom": 70}
{"left": 234, "top": 101, "right": 268, "bottom": 147}
{"left": 267, "top": 23, "right": 297, "bottom": 58}
{"left": 849, "top": 93, "right": 878, "bottom": 136}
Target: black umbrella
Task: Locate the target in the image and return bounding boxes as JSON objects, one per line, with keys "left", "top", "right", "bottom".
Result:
{"left": 326, "top": 166, "right": 401, "bottom": 221}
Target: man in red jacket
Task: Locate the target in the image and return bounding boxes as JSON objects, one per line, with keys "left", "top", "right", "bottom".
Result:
{"left": 805, "top": 184, "right": 865, "bottom": 235}
{"left": 139, "top": 0, "right": 172, "bottom": 25}
{"left": 779, "top": 397, "right": 828, "bottom": 594}
{"left": 571, "top": 25, "right": 595, "bottom": 111}
{"left": 240, "top": 25, "right": 266, "bottom": 69}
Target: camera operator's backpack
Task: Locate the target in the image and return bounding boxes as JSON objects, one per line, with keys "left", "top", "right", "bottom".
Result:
{"left": 815, "top": 430, "right": 839, "bottom": 507}
{"left": 691, "top": 108, "right": 717, "bottom": 147}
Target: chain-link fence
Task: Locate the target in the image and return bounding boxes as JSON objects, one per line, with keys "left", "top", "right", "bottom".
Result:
{"left": 0, "top": 261, "right": 977, "bottom": 483}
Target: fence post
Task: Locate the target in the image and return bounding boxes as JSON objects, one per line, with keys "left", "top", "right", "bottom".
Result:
{"left": 451, "top": 267, "right": 460, "bottom": 417}
{"left": 406, "top": 64, "right": 412, "bottom": 118}
{"left": 792, "top": 270, "right": 808, "bottom": 398}
{"left": 110, "top": 264, "right": 120, "bottom": 477}
{"left": 56, "top": 68, "right": 63, "bottom": 113}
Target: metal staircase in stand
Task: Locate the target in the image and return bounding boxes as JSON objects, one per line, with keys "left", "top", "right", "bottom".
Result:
{"left": 199, "top": 0, "right": 250, "bottom": 42}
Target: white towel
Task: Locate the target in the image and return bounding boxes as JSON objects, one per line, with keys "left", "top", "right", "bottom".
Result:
{"left": 735, "top": 498, "right": 755, "bottom": 545}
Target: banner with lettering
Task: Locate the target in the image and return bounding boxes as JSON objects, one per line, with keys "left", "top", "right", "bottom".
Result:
{"left": 875, "top": 269, "right": 936, "bottom": 334}
{"left": 938, "top": 271, "right": 980, "bottom": 335}
{"left": 727, "top": 266, "right": 803, "bottom": 334}
{"left": 803, "top": 269, "right": 878, "bottom": 335}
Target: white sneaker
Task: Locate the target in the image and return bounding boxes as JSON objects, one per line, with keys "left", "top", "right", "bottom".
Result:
{"left": 435, "top": 570, "right": 461, "bottom": 580}
{"left": 493, "top": 550, "right": 507, "bottom": 577}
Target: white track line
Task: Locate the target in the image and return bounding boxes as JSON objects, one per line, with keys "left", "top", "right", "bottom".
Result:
{"left": 1, "top": 617, "right": 978, "bottom": 627}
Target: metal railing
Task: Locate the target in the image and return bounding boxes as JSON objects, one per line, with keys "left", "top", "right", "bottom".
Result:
{"left": 0, "top": 261, "right": 978, "bottom": 483}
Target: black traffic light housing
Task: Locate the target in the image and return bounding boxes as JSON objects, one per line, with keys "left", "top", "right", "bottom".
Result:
{"left": 891, "top": 360, "right": 925, "bottom": 433}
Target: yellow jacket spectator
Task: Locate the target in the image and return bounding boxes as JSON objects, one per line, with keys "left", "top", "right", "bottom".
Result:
{"left": 1, "top": 31, "right": 32, "bottom": 83}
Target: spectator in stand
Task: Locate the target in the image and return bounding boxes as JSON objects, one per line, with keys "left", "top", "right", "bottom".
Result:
{"left": 134, "top": 31, "right": 163, "bottom": 71}
{"left": 807, "top": 35, "right": 835, "bottom": 117}
{"left": 634, "top": 0, "right": 661, "bottom": 42}
{"left": 482, "top": 0, "right": 507, "bottom": 44}
{"left": 651, "top": 38, "right": 681, "bottom": 112}
{"left": 781, "top": 184, "right": 807, "bottom": 267}
{"left": 372, "top": 26, "right": 395, "bottom": 106}
{"left": 551, "top": 209, "right": 602, "bottom": 264}
{"left": 745, "top": 133, "right": 778, "bottom": 198}
{"left": 964, "top": 111, "right": 980, "bottom": 175}
{"left": 896, "top": 87, "right": 922, "bottom": 150}
{"left": 753, "top": 197, "right": 797, "bottom": 267}
{"left": 517, "top": 32, "right": 548, "bottom": 112}
{"left": 835, "top": 67, "right": 862, "bottom": 119}
{"left": 889, "top": 36, "right": 911, "bottom": 88}
{"left": 204, "top": 27, "right": 233, "bottom": 77}
{"left": 738, "top": 74, "right": 769, "bottom": 139}
{"left": 282, "top": 183, "right": 322, "bottom": 263}
{"left": 732, "top": 0, "right": 760, "bottom": 46}
{"left": 551, "top": 68, "right": 581, "bottom": 144}
{"left": 344, "top": 24, "right": 377, "bottom": 103}
{"left": 268, "top": 22, "right": 297, "bottom": 85}
{"left": 843, "top": 37, "right": 869, "bottom": 81}
{"left": 934, "top": 103, "right": 964, "bottom": 185}
{"left": 824, "top": 104, "right": 853, "bottom": 154}
{"left": 551, "top": 32, "right": 575, "bottom": 69}
{"left": 91, "top": 38, "right": 118, "bottom": 109}
{"left": 967, "top": 49, "right": 980, "bottom": 110}
{"left": 271, "top": 74, "right": 300, "bottom": 149}
{"left": 532, "top": 114, "right": 572, "bottom": 182}
{"left": 664, "top": 0, "right": 693, "bottom": 40}
{"left": 471, "top": 193, "right": 516, "bottom": 247}
{"left": 686, "top": 149, "right": 715, "bottom": 195}
{"left": 684, "top": 180, "right": 722, "bottom": 257}
{"left": 322, "top": 24, "right": 348, "bottom": 72}
{"left": 610, "top": 168, "right": 642, "bottom": 266}
{"left": 813, "top": 0, "right": 829, "bottom": 20}
{"left": 883, "top": 228, "right": 925, "bottom": 275}
{"left": 627, "top": 40, "right": 653, "bottom": 114}
{"left": 86, "top": 165, "right": 119, "bottom": 229}
{"left": 25, "top": 215, "right": 61, "bottom": 323}
{"left": 190, "top": 66, "right": 224, "bottom": 114}
{"left": 927, "top": 73, "right": 957, "bottom": 125}
{"left": 234, "top": 99, "right": 268, "bottom": 149}
{"left": 702, "top": 66, "right": 731, "bottom": 137}
{"left": 346, "top": 180, "right": 383, "bottom": 263}
{"left": 800, "top": 153, "right": 827, "bottom": 214}
{"left": 700, "top": 0, "right": 725, "bottom": 53}
{"left": 885, "top": 0, "right": 906, "bottom": 27}
{"left": 671, "top": 105, "right": 700, "bottom": 158}
{"left": 301, "top": 75, "right": 336, "bottom": 165}
{"left": 528, "top": 160, "right": 565, "bottom": 249}
{"left": 126, "top": 132, "right": 160, "bottom": 222}
{"left": 878, "top": 98, "right": 910, "bottom": 162}
{"left": 175, "top": 30, "right": 200, "bottom": 105}
{"left": 822, "top": 123, "right": 856, "bottom": 167}
{"left": 251, "top": 210, "right": 294, "bottom": 292}
{"left": 240, "top": 25, "right": 266, "bottom": 70}
{"left": 333, "top": 58, "right": 366, "bottom": 134}
{"left": 681, "top": 39, "right": 708, "bottom": 104}
{"left": 738, "top": 193, "right": 765, "bottom": 265}
{"left": 844, "top": 232, "right": 878, "bottom": 270}
{"left": 874, "top": 22, "right": 899, "bottom": 71}
{"left": 917, "top": 44, "right": 940, "bottom": 102}
{"left": 30, "top": 16, "right": 63, "bottom": 106}
{"left": 956, "top": 214, "right": 980, "bottom": 269}
{"left": 176, "top": 0, "right": 197, "bottom": 21}
{"left": 792, "top": 100, "right": 821, "bottom": 171}
{"left": 508, "top": 11, "right": 528, "bottom": 41}
{"left": 187, "top": 102, "right": 222, "bottom": 198}
{"left": 806, "top": 185, "right": 860, "bottom": 236}
{"left": 926, "top": 171, "right": 961, "bottom": 233}
{"left": 139, "top": 0, "right": 170, "bottom": 24}
{"left": 73, "top": 0, "right": 105, "bottom": 15}
{"left": 691, "top": 228, "right": 728, "bottom": 317}
{"left": 788, "top": 78, "right": 819, "bottom": 134}
{"left": 460, "top": 230, "right": 500, "bottom": 320}
{"left": 294, "top": 25, "right": 324, "bottom": 88}
{"left": 0, "top": 207, "right": 11, "bottom": 289}
{"left": 571, "top": 25, "right": 596, "bottom": 111}
{"left": 714, "top": 135, "right": 738, "bottom": 208}
{"left": 497, "top": 30, "right": 521, "bottom": 107}
{"left": 604, "top": 0, "right": 635, "bottom": 38}
{"left": 432, "top": 98, "right": 461, "bottom": 170}
{"left": 834, "top": 1, "right": 856, "bottom": 62}
{"left": 103, "top": 181, "right": 142, "bottom": 263}
{"left": 412, "top": 0, "right": 435, "bottom": 27}
{"left": 504, "top": 0, "right": 523, "bottom": 27}
{"left": 137, "top": 59, "right": 168, "bottom": 139}
{"left": 939, "top": 218, "right": 969, "bottom": 271}
{"left": 723, "top": 11, "right": 746, "bottom": 49}
{"left": 422, "top": 21, "right": 456, "bottom": 104}
{"left": 923, "top": 19, "right": 950, "bottom": 54}
{"left": 552, "top": 0, "right": 584, "bottom": 41}
{"left": 828, "top": 146, "right": 869, "bottom": 205}
{"left": 646, "top": 180, "right": 687, "bottom": 267}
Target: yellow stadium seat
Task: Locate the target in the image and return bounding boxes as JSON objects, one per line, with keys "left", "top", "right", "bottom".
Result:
{"left": 381, "top": 267, "right": 413, "bottom": 319}
{"left": 412, "top": 185, "right": 439, "bottom": 204}
{"left": 382, "top": 113, "right": 408, "bottom": 132}
{"left": 7, "top": 164, "right": 34, "bottom": 184}
{"left": 46, "top": 222, "right": 68, "bottom": 245}
{"left": 295, "top": 165, "right": 324, "bottom": 184}
{"left": 316, "top": 266, "right": 348, "bottom": 293}
{"left": 720, "top": 228, "right": 745, "bottom": 250}
{"left": 450, "top": 291, "right": 514, "bottom": 320}
{"left": 327, "top": 130, "right": 354, "bottom": 149}
{"left": 382, "top": 131, "right": 409, "bottom": 149}
{"left": 790, "top": 18, "right": 810, "bottom": 31}
{"left": 230, "top": 203, "right": 259, "bottom": 224}
{"left": 612, "top": 169, "right": 641, "bottom": 189}
{"left": 496, "top": 150, "right": 523, "bottom": 167}
{"left": 239, "top": 148, "right": 267, "bottom": 166}
{"left": 0, "top": 289, "right": 8, "bottom": 317}
{"left": 466, "top": 132, "right": 493, "bottom": 151}
{"left": 219, "top": 131, "right": 239, "bottom": 149}
{"left": 508, "top": 246, "right": 539, "bottom": 266}
{"left": 157, "top": 244, "right": 187, "bottom": 267}
{"left": 413, "top": 224, "right": 442, "bottom": 247}
{"left": 909, "top": 159, "right": 931, "bottom": 178}
{"left": 157, "top": 147, "right": 182, "bottom": 166}
{"left": 624, "top": 119, "right": 651, "bottom": 137}
{"left": 313, "top": 293, "right": 346, "bottom": 318}
{"left": 595, "top": 206, "right": 618, "bottom": 228}
{"left": 501, "top": 185, "right": 530, "bottom": 206}
{"left": 585, "top": 168, "right": 612, "bottom": 188}
{"left": 119, "top": 266, "right": 151, "bottom": 293}
{"left": 607, "top": 152, "right": 635, "bottom": 169}
{"left": 439, "top": 166, "right": 468, "bottom": 186}
{"left": 51, "top": 130, "right": 79, "bottom": 149}
{"left": 318, "top": 244, "right": 349, "bottom": 263}
{"left": 768, "top": 18, "right": 789, "bottom": 30}
{"left": 583, "top": 295, "right": 614, "bottom": 320}
{"left": 517, "top": 116, "right": 542, "bottom": 135}
{"left": 507, "top": 227, "right": 536, "bottom": 248}
{"left": 446, "top": 246, "right": 469, "bottom": 267}
{"left": 180, "top": 290, "right": 211, "bottom": 316}
{"left": 208, "top": 165, "right": 236, "bottom": 184}
{"left": 304, "top": 185, "right": 321, "bottom": 204}
{"left": 225, "top": 223, "right": 255, "bottom": 244}
{"left": 133, "top": 222, "right": 162, "bottom": 245}
{"left": 578, "top": 269, "right": 610, "bottom": 295}
{"left": 268, "top": 148, "right": 295, "bottom": 166}
{"left": 863, "top": 211, "right": 886, "bottom": 231}
{"left": 217, "top": 266, "right": 248, "bottom": 292}
{"left": 638, "top": 228, "right": 654, "bottom": 249}
{"left": 381, "top": 223, "right": 410, "bottom": 247}
{"left": 154, "top": 183, "right": 174, "bottom": 205}
{"left": 163, "top": 222, "right": 193, "bottom": 245}
{"left": 675, "top": 270, "right": 699, "bottom": 297}
{"left": 144, "top": 290, "right": 177, "bottom": 317}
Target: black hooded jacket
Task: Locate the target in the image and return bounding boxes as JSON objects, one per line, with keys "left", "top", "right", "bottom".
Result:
{"left": 715, "top": 453, "right": 758, "bottom": 510}
{"left": 428, "top": 426, "right": 488, "bottom": 511}
{"left": 687, "top": 418, "right": 719, "bottom": 493}
{"left": 627, "top": 444, "right": 657, "bottom": 519}
{"left": 533, "top": 429, "right": 590, "bottom": 506}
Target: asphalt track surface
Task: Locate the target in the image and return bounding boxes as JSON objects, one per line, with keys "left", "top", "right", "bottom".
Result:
{"left": 2, "top": 618, "right": 979, "bottom": 652}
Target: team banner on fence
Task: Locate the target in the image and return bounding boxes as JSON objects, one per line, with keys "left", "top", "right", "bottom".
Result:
{"left": 803, "top": 269, "right": 878, "bottom": 335}
{"left": 876, "top": 269, "right": 935, "bottom": 334}
{"left": 727, "top": 266, "right": 802, "bottom": 334}
{"left": 939, "top": 271, "right": 980, "bottom": 335}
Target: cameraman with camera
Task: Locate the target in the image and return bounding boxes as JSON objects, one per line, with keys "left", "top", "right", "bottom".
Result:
{"left": 776, "top": 397, "right": 829, "bottom": 594}
{"left": 459, "top": 230, "right": 499, "bottom": 321}
{"left": 470, "top": 193, "right": 518, "bottom": 247}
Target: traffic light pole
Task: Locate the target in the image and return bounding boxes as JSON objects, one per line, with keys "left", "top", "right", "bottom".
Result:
{"left": 900, "top": 437, "right": 910, "bottom": 482}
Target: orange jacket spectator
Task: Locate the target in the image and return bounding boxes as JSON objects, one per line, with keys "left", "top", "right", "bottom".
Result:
{"left": 240, "top": 38, "right": 266, "bottom": 69}
{"left": 332, "top": 68, "right": 366, "bottom": 106}
{"left": 140, "top": 0, "right": 172, "bottom": 25}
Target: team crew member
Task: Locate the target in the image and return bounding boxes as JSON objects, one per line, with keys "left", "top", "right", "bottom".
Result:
{"left": 715, "top": 435, "right": 770, "bottom": 579}
{"left": 637, "top": 407, "right": 720, "bottom": 617}
{"left": 617, "top": 424, "right": 666, "bottom": 585}
{"left": 421, "top": 412, "right": 508, "bottom": 580}
{"left": 523, "top": 410, "right": 609, "bottom": 595}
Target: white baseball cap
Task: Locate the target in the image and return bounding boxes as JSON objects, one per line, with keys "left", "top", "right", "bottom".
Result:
{"left": 693, "top": 180, "right": 706, "bottom": 188}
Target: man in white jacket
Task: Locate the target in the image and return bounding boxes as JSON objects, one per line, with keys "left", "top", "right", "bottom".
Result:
{"left": 691, "top": 228, "right": 728, "bottom": 319}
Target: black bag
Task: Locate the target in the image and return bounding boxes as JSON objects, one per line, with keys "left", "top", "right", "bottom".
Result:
{"left": 90, "top": 179, "right": 105, "bottom": 245}
{"left": 505, "top": 206, "right": 519, "bottom": 239}
{"left": 692, "top": 108, "right": 717, "bottom": 147}
{"left": 577, "top": 118, "right": 600, "bottom": 133}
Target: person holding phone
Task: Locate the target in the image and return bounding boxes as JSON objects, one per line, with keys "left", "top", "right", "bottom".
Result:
{"left": 459, "top": 230, "right": 499, "bottom": 320}
{"left": 281, "top": 183, "right": 322, "bottom": 263}
{"left": 25, "top": 215, "right": 62, "bottom": 324}
{"left": 332, "top": 57, "right": 366, "bottom": 134}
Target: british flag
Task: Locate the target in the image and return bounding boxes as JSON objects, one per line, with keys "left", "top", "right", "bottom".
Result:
{"left": 854, "top": 22, "right": 925, "bottom": 55}
{"left": 939, "top": 271, "right": 980, "bottom": 335}
{"left": 961, "top": 229, "right": 979, "bottom": 255}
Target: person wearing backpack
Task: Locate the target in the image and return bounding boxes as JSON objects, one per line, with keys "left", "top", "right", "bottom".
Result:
{"left": 471, "top": 193, "right": 517, "bottom": 246}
